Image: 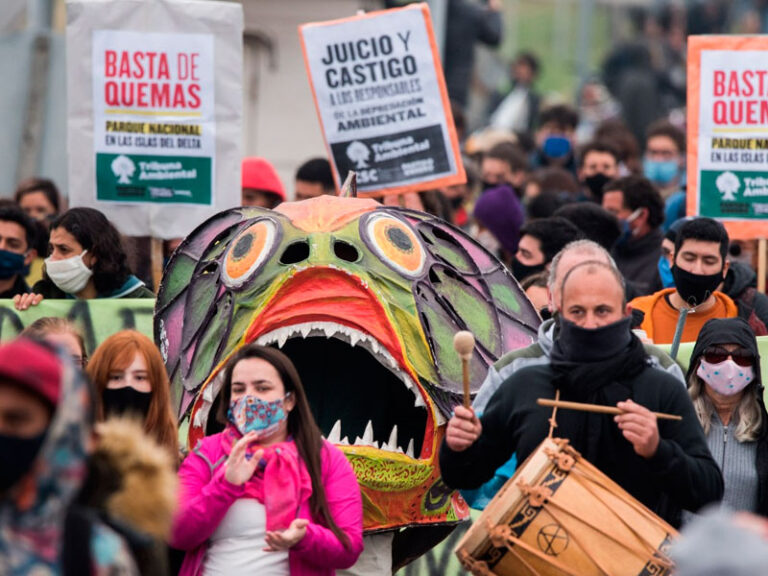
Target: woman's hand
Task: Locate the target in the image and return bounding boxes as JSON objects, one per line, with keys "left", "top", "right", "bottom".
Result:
{"left": 264, "top": 518, "right": 309, "bottom": 551}
{"left": 13, "top": 293, "right": 43, "bottom": 311}
{"left": 224, "top": 431, "right": 262, "bottom": 485}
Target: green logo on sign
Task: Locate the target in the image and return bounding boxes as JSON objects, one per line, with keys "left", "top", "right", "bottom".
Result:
{"left": 96, "top": 153, "right": 212, "bottom": 205}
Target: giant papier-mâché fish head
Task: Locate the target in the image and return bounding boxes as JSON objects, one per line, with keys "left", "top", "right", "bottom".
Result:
{"left": 155, "top": 195, "right": 540, "bottom": 533}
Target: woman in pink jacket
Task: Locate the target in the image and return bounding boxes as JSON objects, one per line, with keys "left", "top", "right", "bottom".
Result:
{"left": 171, "top": 344, "right": 364, "bottom": 575}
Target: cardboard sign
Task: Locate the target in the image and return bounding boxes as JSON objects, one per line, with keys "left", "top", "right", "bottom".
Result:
{"left": 67, "top": 0, "right": 243, "bottom": 238}
{"left": 299, "top": 3, "right": 465, "bottom": 196}
{"left": 688, "top": 36, "right": 768, "bottom": 239}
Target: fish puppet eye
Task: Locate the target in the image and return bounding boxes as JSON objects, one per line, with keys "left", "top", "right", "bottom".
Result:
{"left": 364, "top": 214, "right": 426, "bottom": 278}
{"left": 222, "top": 219, "right": 278, "bottom": 287}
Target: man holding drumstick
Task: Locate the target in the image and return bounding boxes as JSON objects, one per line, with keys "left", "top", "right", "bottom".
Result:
{"left": 441, "top": 261, "right": 723, "bottom": 527}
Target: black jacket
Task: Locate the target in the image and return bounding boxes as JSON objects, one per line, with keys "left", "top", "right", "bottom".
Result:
{"left": 0, "top": 274, "right": 30, "bottom": 298}
{"left": 723, "top": 260, "right": 768, "bottom": 335}
{"left": 440, "top": 363, "right": 724, "bottom": 527}
{"left": 612, "top": 227, "right": 664, "bottom": 297}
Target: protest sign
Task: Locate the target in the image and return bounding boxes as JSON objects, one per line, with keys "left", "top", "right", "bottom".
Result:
{"left": 67, "top": 0, "right": 242, "bottom": 238}
{"left": 0, "top": 299, "right": 154, "bottom": 354}
{"left": 299, "top": 3, "right": 465, "bottom": 196}
{"left": 688, "top": 36, "right": 768, "bottom": 240}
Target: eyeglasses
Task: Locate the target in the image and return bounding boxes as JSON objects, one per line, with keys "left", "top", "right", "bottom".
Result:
{"left": 703, "top": 347, "right": 754, "bottom": 367}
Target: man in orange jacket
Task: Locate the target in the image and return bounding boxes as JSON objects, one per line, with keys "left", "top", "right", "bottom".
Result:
{"left": 631, "top": 218, "right": 737, "bottom": 344}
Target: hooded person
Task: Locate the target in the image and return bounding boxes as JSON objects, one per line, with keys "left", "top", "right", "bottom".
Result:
{"left": 0, "top": 338, "right": 138, "bottom": 575}
{"left": 685, "top": 318, "right": 768, "bottom": 517}
{"left": 472, "top": 184, "right": 524, "bottom": 263}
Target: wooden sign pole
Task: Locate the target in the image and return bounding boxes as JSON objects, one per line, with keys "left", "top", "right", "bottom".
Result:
{"left": 151, "top": 237, "right": 164, "bottom": 294}
{"left": 758, "top": 238, "right": 767, "bottom": 294}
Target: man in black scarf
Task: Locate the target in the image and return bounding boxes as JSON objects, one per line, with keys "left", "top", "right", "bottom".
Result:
{"left": 440, "top": 261, "right": 723, "bottom": 527}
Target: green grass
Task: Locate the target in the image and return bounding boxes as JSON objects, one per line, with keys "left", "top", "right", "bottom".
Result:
{"left": 499, "top": 0, "right": 612, "bottom": 101}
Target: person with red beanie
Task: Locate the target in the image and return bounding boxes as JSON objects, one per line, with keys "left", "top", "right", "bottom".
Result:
{"left": 242, "top": 157, "right": 286, "bottom": 209}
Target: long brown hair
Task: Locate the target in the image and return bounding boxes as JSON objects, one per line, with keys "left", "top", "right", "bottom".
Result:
{"left": 87, "top": 330, "right": 179, "bottom": 456}
{"left": 216, "top": 344, "right": 351, "bottom": 550}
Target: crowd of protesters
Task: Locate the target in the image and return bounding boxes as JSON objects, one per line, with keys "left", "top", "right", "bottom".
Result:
{"left": 5, "top": 1, "right": 768, "bottom": 574}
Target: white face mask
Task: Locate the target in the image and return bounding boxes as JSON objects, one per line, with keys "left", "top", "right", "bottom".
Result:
{"left": 45, "top": 250, "right": 94, "bottom": 294}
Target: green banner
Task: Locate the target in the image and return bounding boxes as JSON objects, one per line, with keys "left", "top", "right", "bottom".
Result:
{"left": 699, "top": 169, "right": 768, "bottom": 219}
{"left": 96, "top": 153, "right": 212, "bottom": 204}
{"left": 0, "top": 299, "right": 154, "bottom": 354}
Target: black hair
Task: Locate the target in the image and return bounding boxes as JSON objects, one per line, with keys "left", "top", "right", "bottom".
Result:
{"left": 521, "top": 270, "right": 548, "bottom": 291}
{"left": 538, "top": 104, "right": 579, "bottom": 131}
{"left": 578, "top": 141, "right": 621, "bottom": 168}
{"left": 554, "top": 202, "right": 621, "bottom": 251}
{"left": 48, "top": 207, "right": 133, "bottom": 295}
{"left": 515, "top": 51, "right": 540, "bottom": 77}
{"left": 485, "top": 142, "right": 529, "bottom": 173}
{"left": 0, "top": 205, "right": 37, "bottom": 251}
{"left": 646, "top": 119, "right": 686, "bottom": 153}
{"left": 519, "top": 216, "right": 584, "bottom": 263}
{"left": 603, "top": 175, "right": 665, "bottom": 229}
{"left": 526, "top": 191, "right": 568, "bottom": 220}
{"left": 295, "top": 158, "right": 335, "bottom": 192}
{"left": 14, "top": 177, "right": 61, "bottom": 214}
{"left": 675, "top": 217, "right": 729, "bottom": 263}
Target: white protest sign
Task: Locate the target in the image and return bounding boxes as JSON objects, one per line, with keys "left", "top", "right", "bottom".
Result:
{"left": 688, "top": 36, "right": 768, "bottom": 239}
{"left": 67, "top": 0, "right": 242, "bottom": 238}
{"left": 300, "top": 3, "right": 465, "bottom": 196}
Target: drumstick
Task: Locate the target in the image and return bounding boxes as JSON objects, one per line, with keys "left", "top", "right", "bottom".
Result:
{"left": 537, "top": 398, "right": 682, "bottom": 421}
{"left": 453, "top": 331, "right": 475, "bottom": 409}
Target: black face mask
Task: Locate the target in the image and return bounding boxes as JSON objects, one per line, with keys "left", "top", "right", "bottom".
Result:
{"left": 512, "top": 257, "right": 546, "bottom": 282}
{"left": 0, "top": 432, "right": 46, "bottom": 494}
{"left": 555, "top": 315, "right": 633, "bottom": 362}
{"left": 583, "top": 173, "right": 612, "bottom": 202}
{"left": 671, "top": 265, "right": 724, "bottom": 308}
{"left": 103, "top": 387, "right": 152, "bottom": 419}
{"left": 449, "top": 196, "right": 464, "bottom": 209}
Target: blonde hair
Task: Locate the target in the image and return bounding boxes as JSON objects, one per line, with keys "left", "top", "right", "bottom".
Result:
{"left": 21, "top": 317, "right": 87, "bottom": 365}
{"left": 688, "top": 369, "right": 763, "bottom": 442}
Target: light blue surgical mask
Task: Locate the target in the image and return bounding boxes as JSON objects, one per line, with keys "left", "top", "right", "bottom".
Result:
{"left": 658, "top": 255, "right": 675, "bottom": 288}
{"left": 643, "top": 158, "right": 679, "bottom": 185}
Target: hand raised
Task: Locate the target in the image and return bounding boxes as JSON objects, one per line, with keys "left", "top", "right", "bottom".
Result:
{"left": 224, "top": 431, "right": 262, "bottom": 485}
{"left": 446, "top": 405, "right": 482, "bottom": 452}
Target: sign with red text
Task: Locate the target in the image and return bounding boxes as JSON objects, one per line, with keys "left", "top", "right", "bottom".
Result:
{"left": 93, "top": 30, "right": 215, "bottom": 205}
{"left": 688, "top": 36, "right": 768, "bottom": 239}
{"left": 299, "top": 3, "right": 465, "bottom": 196}
{"left": 67, "top": 0, "right": 242, "bottom": 238}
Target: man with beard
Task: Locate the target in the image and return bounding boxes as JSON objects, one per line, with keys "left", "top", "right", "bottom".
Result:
{"left": 441, "top": 260, "right": 723, "bottom": 527}
{"left": 631, "top": 217, "right": 741, "bottom": 344}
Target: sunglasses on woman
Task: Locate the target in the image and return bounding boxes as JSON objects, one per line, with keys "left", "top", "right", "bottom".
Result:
{"left": 703, "top": 346, "right": 755, "bottom": 367}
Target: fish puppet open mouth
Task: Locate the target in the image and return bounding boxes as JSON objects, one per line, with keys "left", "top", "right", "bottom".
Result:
{"left": 155, "top": 196, "right": 539, "bottom": 537}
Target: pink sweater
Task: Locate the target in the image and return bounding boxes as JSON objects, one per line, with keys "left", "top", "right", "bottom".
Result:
{"left": 171, "top": 435, "right": 364, "bottom": 576}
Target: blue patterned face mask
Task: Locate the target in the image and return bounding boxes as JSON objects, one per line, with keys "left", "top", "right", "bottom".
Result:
{"left": 658, "top": 255, "right": 675, "bottom": 288}
{"left": 643, "top": 158, "right": 679, "bottom": 185}
{"left": 227, "top": 394, "right": 290, "bottom": 438}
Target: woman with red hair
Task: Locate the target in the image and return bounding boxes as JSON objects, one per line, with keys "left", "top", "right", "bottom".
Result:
{"left": 87, "top": 330, "right": 178, "bottom": 458}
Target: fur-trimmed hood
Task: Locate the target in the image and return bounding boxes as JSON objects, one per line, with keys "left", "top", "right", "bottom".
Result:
{"left": 83, "top": 417, "right": 177, "bottom": 540}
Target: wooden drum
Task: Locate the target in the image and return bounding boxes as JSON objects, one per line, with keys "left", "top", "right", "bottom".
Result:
{"left": 455, "top": 437, "right": 677, "bottom": 576}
